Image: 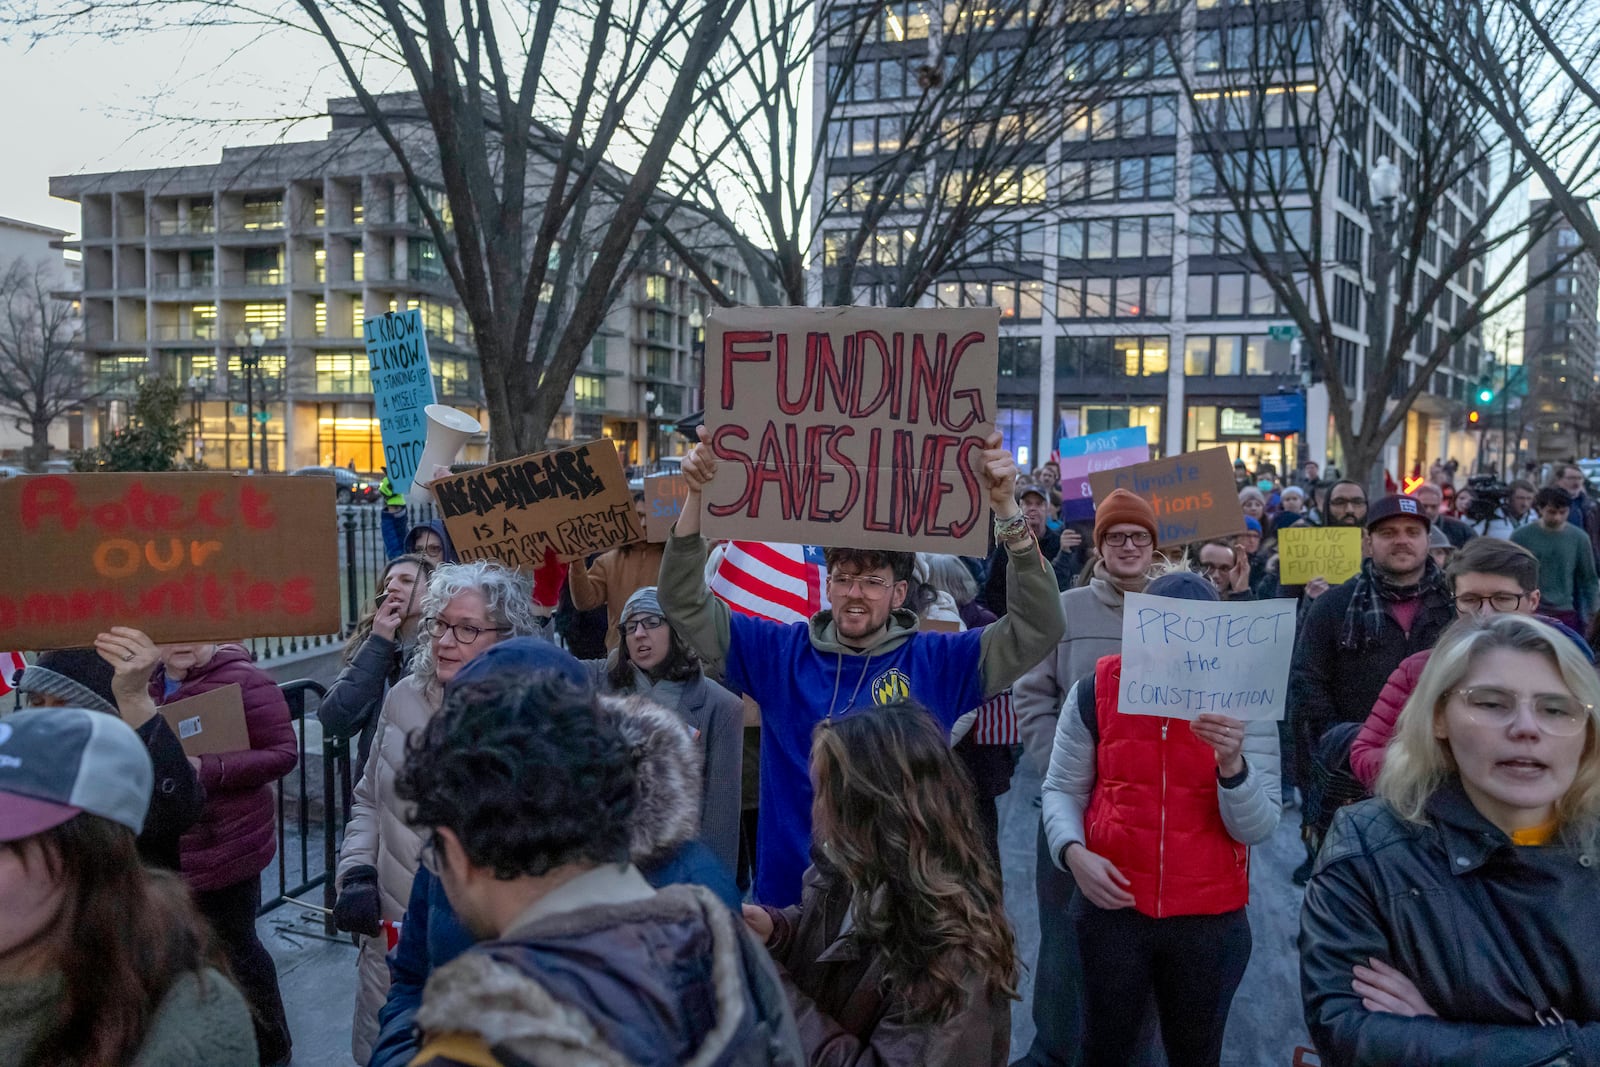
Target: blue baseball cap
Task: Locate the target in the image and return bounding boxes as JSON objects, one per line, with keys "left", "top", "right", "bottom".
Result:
{"left": 444, "top": 636, "right": 591, "bottom": 698}
{"left": 0, "top": 707, "right": 152, "bottom": 842}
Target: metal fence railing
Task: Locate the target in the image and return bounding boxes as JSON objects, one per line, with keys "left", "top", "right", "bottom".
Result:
{"left": 259, "top": 678, "right": 354, "bottom": 933}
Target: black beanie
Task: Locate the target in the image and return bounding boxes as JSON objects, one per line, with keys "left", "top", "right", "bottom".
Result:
{"left": 18, "top": 648, "right": 120, "bottom": 714}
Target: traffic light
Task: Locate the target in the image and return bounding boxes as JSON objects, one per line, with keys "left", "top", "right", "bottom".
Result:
{"left": 1475, "top": 376, "right": 1496, "bottom": 405}
{"left": 1468, "top": 410, "right": 1481, "bottom": 424}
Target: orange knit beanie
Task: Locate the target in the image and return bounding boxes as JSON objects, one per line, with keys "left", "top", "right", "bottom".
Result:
{"left": 1093, "top": 488, "right": 1159, "bottom": 547}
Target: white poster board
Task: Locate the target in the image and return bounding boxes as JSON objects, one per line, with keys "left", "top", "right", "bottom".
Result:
{"left": 1118, "top": 592, "right": 1297, "bottom": 721}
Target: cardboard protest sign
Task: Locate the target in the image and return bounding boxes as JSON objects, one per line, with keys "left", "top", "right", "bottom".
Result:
{"left": 1059, "top": 427, "right": 1149, "bottom": 522}
{"left": 364, "top": 309, "right": 437, "bottom": 496}
{"left": 1119, "top": 592, "right": 1297, "bottom": 721}
{"left": 1277, "top": 526, "right": 1363, "bottom": 586}
{"left": 159, "top": 683, "right": 250, "bottom": 757}
{"left": 0, "top": 474, "right": 340, "bottom": 649}
{"left": 644, "top": 474, "right": 688, "bottom": 543}
{"left": 700, "top": 306, "right": 998, "bottom": 555}
{"left": 1088, "top": 447, "right": 1245, "bottom": 547}
{"left": 431, "top": 440, "right": 644, "bottom": 565}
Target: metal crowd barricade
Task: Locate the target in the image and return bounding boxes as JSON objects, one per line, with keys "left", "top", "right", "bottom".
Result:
{"left": 258, "top": 678, "right": 355, "bottom": 935}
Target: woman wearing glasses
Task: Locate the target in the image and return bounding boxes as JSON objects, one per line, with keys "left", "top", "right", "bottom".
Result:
{"left": 333, "top": 560, "right": 541, "bottom": 1065}
{"left": 1301, "top": 613, "right": 1600, "bottom": 1064}
{"left": 588, "top": 586, "right": 743, "bottom": 872}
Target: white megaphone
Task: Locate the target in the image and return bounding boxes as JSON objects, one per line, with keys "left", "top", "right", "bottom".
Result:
{"left": 408, "top": 404, "right": 483, "bottom": 505}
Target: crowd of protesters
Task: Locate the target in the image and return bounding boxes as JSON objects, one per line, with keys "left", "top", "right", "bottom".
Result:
{"left": 4, "top": 444, "right": 1600, "bottom": 1067}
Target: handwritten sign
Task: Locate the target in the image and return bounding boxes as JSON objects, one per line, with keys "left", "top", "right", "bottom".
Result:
{"left": 364, "top": 310, "right": 437, "bottom": 496}
{"left": 1277, "top": 526, "right": 1362, "bottom": 586}
{"left": 0, "top": 473, "right": 340, "bottom": 649}
{"left": 700, "top": 306, "right": 998, "bottom": 555}
{"left": 1088, "top": 447, "right": 1245, "bottom": 547}
{"left": 159, "top": 683, "right": 250, "bottom": 757}
{"left": 1119, "top": 592, "right": 1297, "bottom": 721}
{"left": 644, "top": 474, "right": 688, "bottom": 543}
{"left": 431, "top": 440, "right": 644, "bottom": 565}
{"left": 1059, "top": 427, "right": 1148, "bottom": 522}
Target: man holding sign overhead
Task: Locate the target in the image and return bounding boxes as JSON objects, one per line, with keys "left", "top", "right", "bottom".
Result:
{"left": 659, "top": 425, "right": 1065, "bottom": 907}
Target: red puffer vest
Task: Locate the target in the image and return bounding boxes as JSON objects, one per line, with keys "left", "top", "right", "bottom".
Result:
{"left": 1083, "top": 655, "right": 1249, "bottom": 918}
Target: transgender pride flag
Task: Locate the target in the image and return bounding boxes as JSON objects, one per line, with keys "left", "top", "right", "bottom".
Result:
{"left": 711, "top": 542, "right": 829, "bottom": 624}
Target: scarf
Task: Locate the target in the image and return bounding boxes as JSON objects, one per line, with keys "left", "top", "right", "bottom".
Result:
{"left": 631, "top": 665, "right": 691, "bottom": 716}
{"left": 1091, "top": 559, "right": 1148, "bottom": 596}
{"left": 1339, "top": 557, "right": 1450, "bottom": 650}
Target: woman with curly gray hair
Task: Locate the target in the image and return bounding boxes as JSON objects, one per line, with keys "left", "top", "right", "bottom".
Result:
{"left": 331, "top": 560, "right": 543, "bottom": 1063}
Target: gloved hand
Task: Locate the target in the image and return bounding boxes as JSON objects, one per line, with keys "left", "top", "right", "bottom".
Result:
{"left": 332, "top": 864, "right": 382, "bottom": 937}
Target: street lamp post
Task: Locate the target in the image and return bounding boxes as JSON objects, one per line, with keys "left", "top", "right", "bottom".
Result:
{"left": 186, "top": 372, "right": 213, "bottom": 464}
{"left": 1364, "top": 156, "right": 1404, "bottom": 487}
{"left": 231, "top": 328, "right": 267, "bottom": 473}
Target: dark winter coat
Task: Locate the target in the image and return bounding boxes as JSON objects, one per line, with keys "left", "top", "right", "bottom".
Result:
{"left": 1287, "top": 577, "right": 1453, "bottom": 778}
{"left": 133, "top": 714, "right": 207, "bottom": 872}
{"left": 756, "top": 865, "right": 1011, "bottom": 1066}
{"left": 152, "top": 646, "right": 297, "bottom": 892}
{"left": 316, "top": 632, "right": 411, "bottom": 771}
{"left": 410, "top": 873, "right": 803, "bottom": 1067}
{"left": 369, "top": 845, "right": 743, "bottom": 1067}
{"left": 982, "top": 526, "right": 1076, "bottom": 617}
{"left": 1300, "top": 782, "right": 1600, "bottom": 1065}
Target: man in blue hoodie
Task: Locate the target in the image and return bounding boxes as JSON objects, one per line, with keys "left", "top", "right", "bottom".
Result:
{"left": 660, "top": 427, "right": 1067, "bottom": 906}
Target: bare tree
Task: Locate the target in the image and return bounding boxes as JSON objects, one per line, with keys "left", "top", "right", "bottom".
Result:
{"left": 670, "top": 0, "right": 1175, "bottom": 309}
{"left": 0, "top": 258, "right": 88, "bottom": 470}
{"left": 1169, "top": 0, "right": 1584, "bottom": 489}
{"left": 1381, "top": 0, "right": 1600, "bottom": 260}
{"left": 6, "top": 0, "right": 760, "bottom": 457}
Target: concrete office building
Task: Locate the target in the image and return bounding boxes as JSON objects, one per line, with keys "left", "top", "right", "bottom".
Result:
{"left": 814, "top": 1, "right": 1489, "bottom": 477}
{"left": 49, "top": 95, "right": 737, "bottom": 472}
{"left": 1520, "top": 199, "right": 1599, "bottom": 463}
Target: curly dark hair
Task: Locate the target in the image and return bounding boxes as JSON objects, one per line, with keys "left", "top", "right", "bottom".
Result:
{"left": 824, "top": 548, "right": 915, "bottom": 583}
{"left": 606, "top": 622, "right": 702, "bottom": 691}
{"left": 396, "top": 673, "right": 636, "bottom": 878}
{"left": 811, "top": 701, "right": 1018, "bottom": 1024}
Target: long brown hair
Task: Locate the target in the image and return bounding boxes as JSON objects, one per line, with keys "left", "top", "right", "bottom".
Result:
{"left": 343, "top": 553, "right": 436, "bottom": 663}
{"left": 16, "top": 814, "right": 229, "bottom": 1065}
{"left": 810, "top": 701, "right": 1018, "bottom": 1023}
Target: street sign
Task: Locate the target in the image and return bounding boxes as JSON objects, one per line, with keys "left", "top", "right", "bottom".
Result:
{"left": 1268, "top": 324, "right": 1300, "bottom": 341}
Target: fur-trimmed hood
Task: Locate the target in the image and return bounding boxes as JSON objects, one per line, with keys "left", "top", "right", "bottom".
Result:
{"left": 413, "top": 881, "right": 802, "bottom": 1067}
{"left": 601, "top": 693, "right": 703, "bottom": 868}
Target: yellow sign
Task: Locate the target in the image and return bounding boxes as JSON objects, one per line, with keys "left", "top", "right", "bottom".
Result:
{"left": 1278, "top": 526, "right": 1363, "bottom": 586}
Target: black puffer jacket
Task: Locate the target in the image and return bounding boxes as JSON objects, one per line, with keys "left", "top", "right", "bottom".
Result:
{"left": 1300, "top": 781, "right": 1600, "bottom": 1066}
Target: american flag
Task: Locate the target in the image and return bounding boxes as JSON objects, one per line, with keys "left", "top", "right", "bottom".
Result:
{"left": 711, "top": 542, "right": 829, "bottom": 624}
{"left": 0, "top": 652, "right": 26, "bottom": 697}
{"left": 970, "top": 690, "right": 1019, "bottom": 745}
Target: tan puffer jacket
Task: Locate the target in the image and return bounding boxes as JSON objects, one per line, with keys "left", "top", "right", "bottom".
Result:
{"left": 336, "top": 673, "right": 438, "bottom": 1064}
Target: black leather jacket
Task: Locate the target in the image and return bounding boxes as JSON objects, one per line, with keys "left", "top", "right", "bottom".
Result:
{"left": 1300, "top": 782, "right": 1600, "bottom": 1066}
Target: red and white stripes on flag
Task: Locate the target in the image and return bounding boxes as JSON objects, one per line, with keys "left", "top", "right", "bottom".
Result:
{"left": 711, "top": 542, "right": 829, "bottom": 625}
{"left": 0, "top": 652, "right": 26, "bottom": 697}
{"left": 970, "top": 689, "right": 1019, "bottom": 745}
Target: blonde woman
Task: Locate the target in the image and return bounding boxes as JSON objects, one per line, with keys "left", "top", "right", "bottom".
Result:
{"left": 1300, "top": 613, "right": 1600, "bottom": 1064}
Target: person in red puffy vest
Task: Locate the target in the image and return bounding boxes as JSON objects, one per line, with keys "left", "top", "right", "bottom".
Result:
{"left": 1040, "top": 570, "right": 1282, "bottom": 1067}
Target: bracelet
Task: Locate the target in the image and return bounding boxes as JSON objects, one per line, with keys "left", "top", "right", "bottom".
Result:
{"left": 993, "top": 511, "right": 1030, "bottom": 545}
{"left": 1217, "top": 763, "right": 1249, "bottom": 789}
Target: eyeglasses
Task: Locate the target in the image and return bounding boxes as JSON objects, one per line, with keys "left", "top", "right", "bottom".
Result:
{"left": 422, "top": 617, "right": 510, "bottom": 644}
{"left": 620, "top": 614, "right": 667, "bottom": 636}
{"left": 1329, "top": 496, "right": 1366, "bottom": 508}
{"left": 1452, "top": 592, "right": 1527, "bottom": 613}
{"left": 1198, "top": 561, "right": 1233, "bottom": 575}
{"left": 1102, "top": 530, "right": 1154, "bottom": 548}
{"left": 828, "top": 574, "right": 894, "bottom": 597}
{"left": 1450, "top": 686, "right": 1592, "bottom": 737}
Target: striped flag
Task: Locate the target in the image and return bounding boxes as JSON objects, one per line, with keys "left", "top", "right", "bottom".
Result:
{"left": 970, "top": 689, "right": 1018, "bottom": 745}
{"left": 0, "top": 652, "right": 26, "bottom": 697}
{"left": 711, "top": 542, "right": 829, "bottom": 624}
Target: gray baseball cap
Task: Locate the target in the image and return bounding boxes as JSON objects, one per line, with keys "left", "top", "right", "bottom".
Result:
{"left": 0, "top": 707, "right": 153, "bottom": 842}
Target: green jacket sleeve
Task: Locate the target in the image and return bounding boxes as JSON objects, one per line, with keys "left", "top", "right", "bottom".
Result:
{"left": 658, "top": 532, "right": 733, "bottom": 676}
{"left": 978, "top": 536, "right": 1068, "bottom": 699}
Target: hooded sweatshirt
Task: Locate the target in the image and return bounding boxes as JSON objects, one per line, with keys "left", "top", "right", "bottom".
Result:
{"left": 658, "top": 530, "right": 1065, "bottom": 906}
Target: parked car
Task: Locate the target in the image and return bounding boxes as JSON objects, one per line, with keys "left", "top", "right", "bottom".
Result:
{"left": 290, "top": 466, "right": 381, "bottom": 504}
